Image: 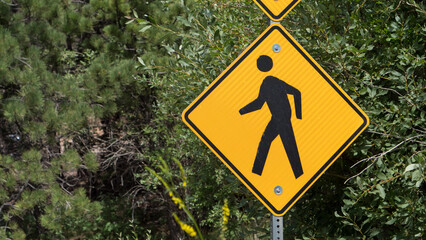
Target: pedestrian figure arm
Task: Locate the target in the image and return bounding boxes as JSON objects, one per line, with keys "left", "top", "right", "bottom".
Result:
{"left": 286, "top": 85, "right": 302, "bottom": 119}
{"left": 239, "top": 97, "right": 265, "bottom": 115}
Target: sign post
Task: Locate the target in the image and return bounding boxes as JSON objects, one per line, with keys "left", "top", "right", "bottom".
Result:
{"left": 268, "top": 18, "right": 284, "bottom": 240}
{"left": 271, "top": 215, "right": 284, "bottom": 240}
{"left": 182, "top": 1, "right": 369, "bottom": 238}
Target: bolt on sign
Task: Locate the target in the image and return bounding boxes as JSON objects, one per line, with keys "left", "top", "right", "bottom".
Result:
{"left": 182, "top": 24, "right": 369, "bottom": 216}
{"left": 253, "top": 0, "right": 301, "bottom": 21}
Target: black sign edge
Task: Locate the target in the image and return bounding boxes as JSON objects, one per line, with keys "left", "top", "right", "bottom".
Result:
{"left": 183, "top": 25, "right": 368, "bottom": 215}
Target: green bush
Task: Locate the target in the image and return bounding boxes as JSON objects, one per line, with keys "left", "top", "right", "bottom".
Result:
{"left": 135, "top": 0, "right": 424, "bottom": 239}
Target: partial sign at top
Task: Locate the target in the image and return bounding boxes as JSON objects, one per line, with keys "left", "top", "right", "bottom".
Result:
{"left": 253, "top": 0, "right": 301, "bottom": 21}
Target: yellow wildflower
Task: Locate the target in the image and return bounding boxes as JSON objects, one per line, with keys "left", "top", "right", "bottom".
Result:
{"left": 222, "top": 200, "right": 230, "bottom": 225}
{"left": 169, "top": 192, "right": 185, "bottom": 209}
{"left": 173, "top": 213, "right": 197, "bottom": 238}
{"left": 172, "top": 196, "right": 185, "bottom": 209}
{"left": 180, "top": 222, "right": 197, "bottom": 237}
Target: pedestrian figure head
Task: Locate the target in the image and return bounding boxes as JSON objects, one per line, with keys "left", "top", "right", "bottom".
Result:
{"left": 257, "top": 55, "right": 273, "bottom": 72}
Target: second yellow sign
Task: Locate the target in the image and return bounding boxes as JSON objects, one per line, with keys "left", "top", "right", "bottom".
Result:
{"left": 253, "top": 0, "right": 301, "bottom": 21}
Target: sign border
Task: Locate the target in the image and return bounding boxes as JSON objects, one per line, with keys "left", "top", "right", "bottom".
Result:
{"left": 182, "top": 24, "right": 369, "bottom": 215}
{"left": 253, "top": 0, "right": 301, "bottom": 21}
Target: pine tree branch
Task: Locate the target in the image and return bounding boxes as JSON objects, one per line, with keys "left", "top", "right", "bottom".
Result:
{"left": 15, "top": 57, "right": 32, "bottom": 69}
{"left": 0, "top": 181, "right": 28, "bottom": 213}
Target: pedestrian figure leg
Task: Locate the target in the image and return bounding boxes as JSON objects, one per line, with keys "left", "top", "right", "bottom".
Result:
{"left": 252, "top": 120, "right": 278, "bottom": 175}
{"left": 279, "top": 123, "right": 303, "bottom": 178}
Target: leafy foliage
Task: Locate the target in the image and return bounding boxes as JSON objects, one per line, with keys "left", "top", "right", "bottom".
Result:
{"left": 281, "top": 0, "right": 425, "bottom": 238}
{"left": 0, "top": 0, "right": 424, "bottom": 239}
{"left": 134, "top": 0, "right": 424, "bottom": 239}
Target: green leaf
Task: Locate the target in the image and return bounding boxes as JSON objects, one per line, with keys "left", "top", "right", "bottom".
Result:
{"left": 137, "top": 57, "right": 146, "bottom": 66}
{"left": 376, "top": 185, "right": 385, "bottom": 199}
{"left": 385, "top": 218, "right": 396, "bottom": 225}
{"left": 139, "top": 25, "right": 151, "bottom": 33}
{"left": 404, "top": 164, "right": 420, "bottom": 174}
{"left": 370, "top": 228, "right": 380, "bottom": 237}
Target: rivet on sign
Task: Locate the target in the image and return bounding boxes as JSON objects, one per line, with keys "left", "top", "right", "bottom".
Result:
{"left": 273, "top": 44, "right": 281, "bottom": 53}
{"left": 274, "top": 186, "right": 283, "bottom": 195}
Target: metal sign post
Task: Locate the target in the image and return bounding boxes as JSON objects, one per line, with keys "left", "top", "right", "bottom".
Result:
{"left": 269, "top": 17, "right": 284, "bottom": 240}
{"left": 268, "top": 19, "right": 280, "bottom": 25}
{"left": 271, "top": 215, "right": 284, "bottom": 240}
{"left": 269, "top": 16, "right": 284, "bottom": 240}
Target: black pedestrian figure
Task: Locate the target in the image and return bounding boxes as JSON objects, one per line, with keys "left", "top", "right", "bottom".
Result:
{"left": 239, "top": 55, "right": 303, "bottom": 179}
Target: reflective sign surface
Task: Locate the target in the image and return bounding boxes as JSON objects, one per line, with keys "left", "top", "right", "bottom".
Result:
{"left": 182, "top": 24, "right": 369, "bottom": 216}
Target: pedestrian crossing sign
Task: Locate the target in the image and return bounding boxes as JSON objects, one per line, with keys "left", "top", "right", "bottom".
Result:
{"left": 253, "top": 0, "right": 301, "bottom": 21}
{"left": 182, "top": 24, "right": 369, "bottom": 216}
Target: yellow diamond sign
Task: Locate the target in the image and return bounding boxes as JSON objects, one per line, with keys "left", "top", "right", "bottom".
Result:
{"left": 182, "top": 24, "right": 369, "bottom": 216}
{"left": 253, "top": 0, "right": 301, "bottom": 21}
